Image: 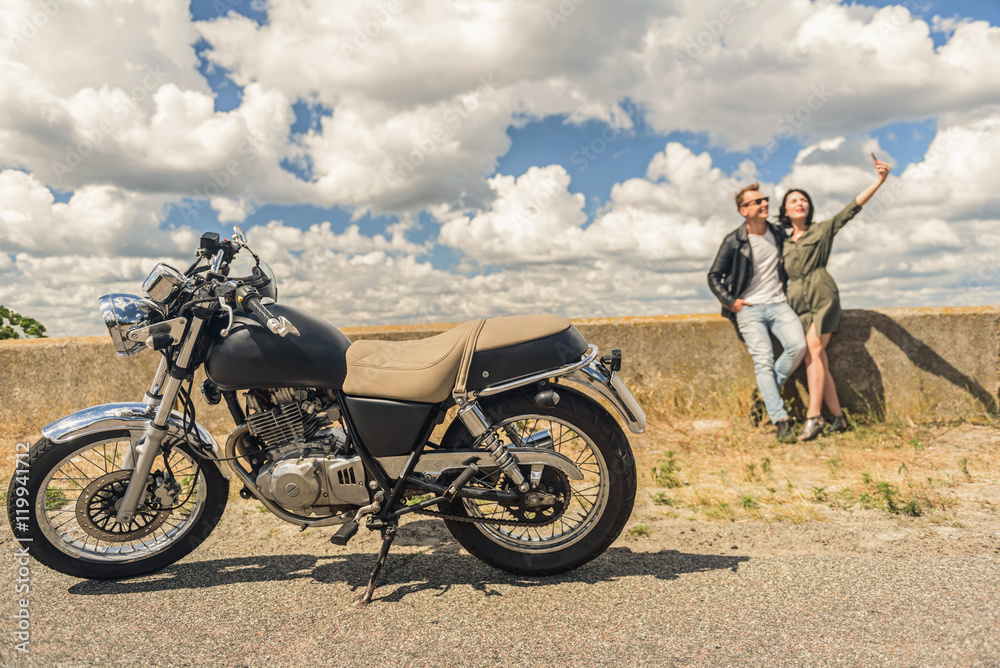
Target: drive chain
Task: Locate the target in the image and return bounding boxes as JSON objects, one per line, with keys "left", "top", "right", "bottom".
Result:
{"left": 411, "top": 469, "right": 570, "bottom": 527}
{"left": 413, "top": 501, "right": 566, "bottom": 527}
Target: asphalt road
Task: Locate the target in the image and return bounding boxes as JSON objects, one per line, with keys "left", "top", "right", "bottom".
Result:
{"left": 1, "top": 507, "right": 999, "bottom": 668}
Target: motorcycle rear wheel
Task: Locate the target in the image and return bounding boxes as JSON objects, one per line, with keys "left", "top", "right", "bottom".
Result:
{"left": 439, "top": 388, "right": 636, "bottom": 575}
{"left": 7, "top": 433, "right": 228, "bottom": 579}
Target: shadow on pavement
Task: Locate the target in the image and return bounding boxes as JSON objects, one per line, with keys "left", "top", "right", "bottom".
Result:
{"left": 66, "top": 544, "right": 749, "bottom": 603}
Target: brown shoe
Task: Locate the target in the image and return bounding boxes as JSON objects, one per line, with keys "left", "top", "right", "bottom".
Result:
{"left": 798, "top": 416, "right": 826, "bottom": 441}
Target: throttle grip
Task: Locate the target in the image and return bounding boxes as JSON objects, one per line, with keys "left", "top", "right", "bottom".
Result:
{"left": 237, "top": 286, "right": 300, "bottom": 337}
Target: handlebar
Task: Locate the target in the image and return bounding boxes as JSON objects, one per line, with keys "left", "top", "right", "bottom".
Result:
{"left": 180, "top": 230, "right": 297, "bottom": 338}
{"left": 209, "top": 249, "right": 227, "bottom": 274}
{"left": 236, "top": 285, "right": 300, "bottom": 337}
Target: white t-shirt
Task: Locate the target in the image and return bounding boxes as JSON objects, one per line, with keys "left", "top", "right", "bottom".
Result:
{"left": 739, "top": 228, "right": 786, "bottom": 305}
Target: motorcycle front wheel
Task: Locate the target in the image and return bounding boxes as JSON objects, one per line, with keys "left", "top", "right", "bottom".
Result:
{"left": 7, "top": 433, "right": 228, "bottom": 579}
{"left": 438, "top": 388, "right": 636, "bottom": 575}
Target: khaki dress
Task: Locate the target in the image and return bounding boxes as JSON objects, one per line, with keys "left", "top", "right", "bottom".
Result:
{"left": 783, "top": 199, "right": 862, "bottom": 336}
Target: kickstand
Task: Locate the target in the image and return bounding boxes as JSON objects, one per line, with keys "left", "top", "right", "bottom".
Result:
{"left": 358, "top": 524, "right": 398, "bottom": 607}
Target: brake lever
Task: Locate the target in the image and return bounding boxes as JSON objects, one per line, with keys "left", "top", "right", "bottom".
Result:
{"left": 219, "top": 297, "right": 235, "bottom": 338}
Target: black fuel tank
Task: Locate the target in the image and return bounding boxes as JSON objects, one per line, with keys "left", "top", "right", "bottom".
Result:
{"left": 205, "top": 304, "right": 351, "bottom": 391}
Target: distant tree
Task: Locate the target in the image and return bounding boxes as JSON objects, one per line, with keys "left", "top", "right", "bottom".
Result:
{"left": 0, "top": 306, "right": 47, "bottom": 339}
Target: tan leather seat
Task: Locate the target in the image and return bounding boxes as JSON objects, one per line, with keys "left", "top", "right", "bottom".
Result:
{"left": 476, "top": 314, "right": 570, "bottom": 352}
{"left": 343, "top": 315, "right": 571, "bottom": 402}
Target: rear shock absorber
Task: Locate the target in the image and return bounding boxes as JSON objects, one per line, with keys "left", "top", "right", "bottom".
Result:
{"left": 457, "top": 402, "right": 529, "bottom": 493}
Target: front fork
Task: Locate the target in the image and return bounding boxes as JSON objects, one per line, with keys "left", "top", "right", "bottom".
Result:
{"left": 116, "top": 318, "right": 205, "bottom": 525}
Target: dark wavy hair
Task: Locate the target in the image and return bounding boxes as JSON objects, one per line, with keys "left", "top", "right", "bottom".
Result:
{"left": 779, "top": 189, "right": 815, "bottom": 231}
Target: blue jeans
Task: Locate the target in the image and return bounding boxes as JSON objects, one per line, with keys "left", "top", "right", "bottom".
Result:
{"left": 735, "top": 302, "right": 807, "bottom": 423}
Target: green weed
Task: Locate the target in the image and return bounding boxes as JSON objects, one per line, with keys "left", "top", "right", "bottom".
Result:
{"left": 827, "top": 455, "right": 842, "bottom": 477}
{"left": 704, "top": 502, "right": 735, "bottom": 521}
{"left": 44, "top": 488, "right": 67, "bottom": 510}
{"left": 651, "top": 451, "right": 682, "bottom": 488}
{"left": 833, "top": 487, "right": 855, "bottom": 508}
{"left": 650, "top": 492, "right": 676, "bottom": 506}
{"left": 626, "top": 524, "right": 653, "bottom": 538}
{"left": 874, "top": 481, "right": 902, "bottom": 513}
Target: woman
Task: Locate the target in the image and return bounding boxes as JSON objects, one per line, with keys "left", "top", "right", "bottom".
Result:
{"left": 780, "top": 157, "right": 891, "bottom": 441}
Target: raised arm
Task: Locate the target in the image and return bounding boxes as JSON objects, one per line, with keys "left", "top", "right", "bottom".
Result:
{"left": 855, "top": 159, "right": 891, "bottom": 206}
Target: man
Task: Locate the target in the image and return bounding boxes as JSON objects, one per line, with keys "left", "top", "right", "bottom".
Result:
{"left": 708, "top": 183, "right": 806, "bottom": 443}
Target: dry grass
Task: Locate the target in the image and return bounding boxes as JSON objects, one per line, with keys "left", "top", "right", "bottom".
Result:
{"left": 632, "top": 412, "right": 1000, "bottom": 524}
{"left": 2, "top": 394, "right": 996, "bottom": 526}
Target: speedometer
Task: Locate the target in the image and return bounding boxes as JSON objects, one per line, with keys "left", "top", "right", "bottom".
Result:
{"left": 142, "top": 263, "right": 187, "bottom": 304}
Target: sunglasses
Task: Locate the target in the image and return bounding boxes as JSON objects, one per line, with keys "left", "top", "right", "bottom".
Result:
{"left": 740, "top": 196, "right": 769, "bottom": 207}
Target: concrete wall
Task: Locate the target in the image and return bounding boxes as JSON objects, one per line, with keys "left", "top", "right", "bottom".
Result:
{"left": 1, "top": 306, "right": 996, "bottom": 446}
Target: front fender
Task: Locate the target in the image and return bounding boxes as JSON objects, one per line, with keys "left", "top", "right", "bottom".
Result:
{"left": 41, "top": 402, "right": 231, "bottom": 479}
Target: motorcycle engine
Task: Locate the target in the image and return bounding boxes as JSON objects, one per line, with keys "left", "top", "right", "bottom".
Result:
{"left": 243, "top": 388, "right": 370, "bottom": 515}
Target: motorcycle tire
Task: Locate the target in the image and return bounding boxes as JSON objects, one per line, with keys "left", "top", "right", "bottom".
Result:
{"left": 438, "top": 387, "right": 636, "bottom": 575}
{"left": 7, "top": 432, "right": 229, "bottom": 580}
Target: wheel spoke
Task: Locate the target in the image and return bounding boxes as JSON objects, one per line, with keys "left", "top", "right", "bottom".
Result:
{"left": 36, "top": 438, "right": 213, "bottom": 563}
{"left": 444, "top": 401, "right": 621, "bottom": 557}
{"left": 64, "top": 460, "right": 97, "bottom": 485}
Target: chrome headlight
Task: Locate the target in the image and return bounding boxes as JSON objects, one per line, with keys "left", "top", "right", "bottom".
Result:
{"left": 142, "top": 263, "right": 187, "bottom": 304}
{"left": 98, "top": 294, "right": 163, "bottom": 357}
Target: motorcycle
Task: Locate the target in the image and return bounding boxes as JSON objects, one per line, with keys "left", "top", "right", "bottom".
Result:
{"left": 7, "top": 228, "right": 645, "bottom": 603}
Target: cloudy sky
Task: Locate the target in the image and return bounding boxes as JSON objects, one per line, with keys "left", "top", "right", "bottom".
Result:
{"left": 2, "top": 0, "right": 999, "bottom": 336}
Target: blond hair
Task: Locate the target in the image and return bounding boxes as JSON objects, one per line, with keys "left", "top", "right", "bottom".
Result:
{"left": 735, "top": 182, "right": 761, "bottom": 211}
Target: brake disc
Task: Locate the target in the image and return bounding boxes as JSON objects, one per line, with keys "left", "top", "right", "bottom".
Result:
{"left": 75, "top": 470, "right": 170, "bottom": 541}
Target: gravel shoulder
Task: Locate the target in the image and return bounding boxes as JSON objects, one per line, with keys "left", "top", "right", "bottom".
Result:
{"left": 0, "top": 422, "right": 998, "bottom": 667}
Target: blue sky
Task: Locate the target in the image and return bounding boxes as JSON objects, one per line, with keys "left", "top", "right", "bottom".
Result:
{"left": 2, "top": 0, "right": 999, "bottom": 335}
{"left": 174, "top": 0, "right": 997, "bottom": 247}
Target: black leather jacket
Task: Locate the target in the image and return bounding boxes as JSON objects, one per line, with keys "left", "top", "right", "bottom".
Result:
{"left": 707, "top": 221, "right": 788, "bottom": 322}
